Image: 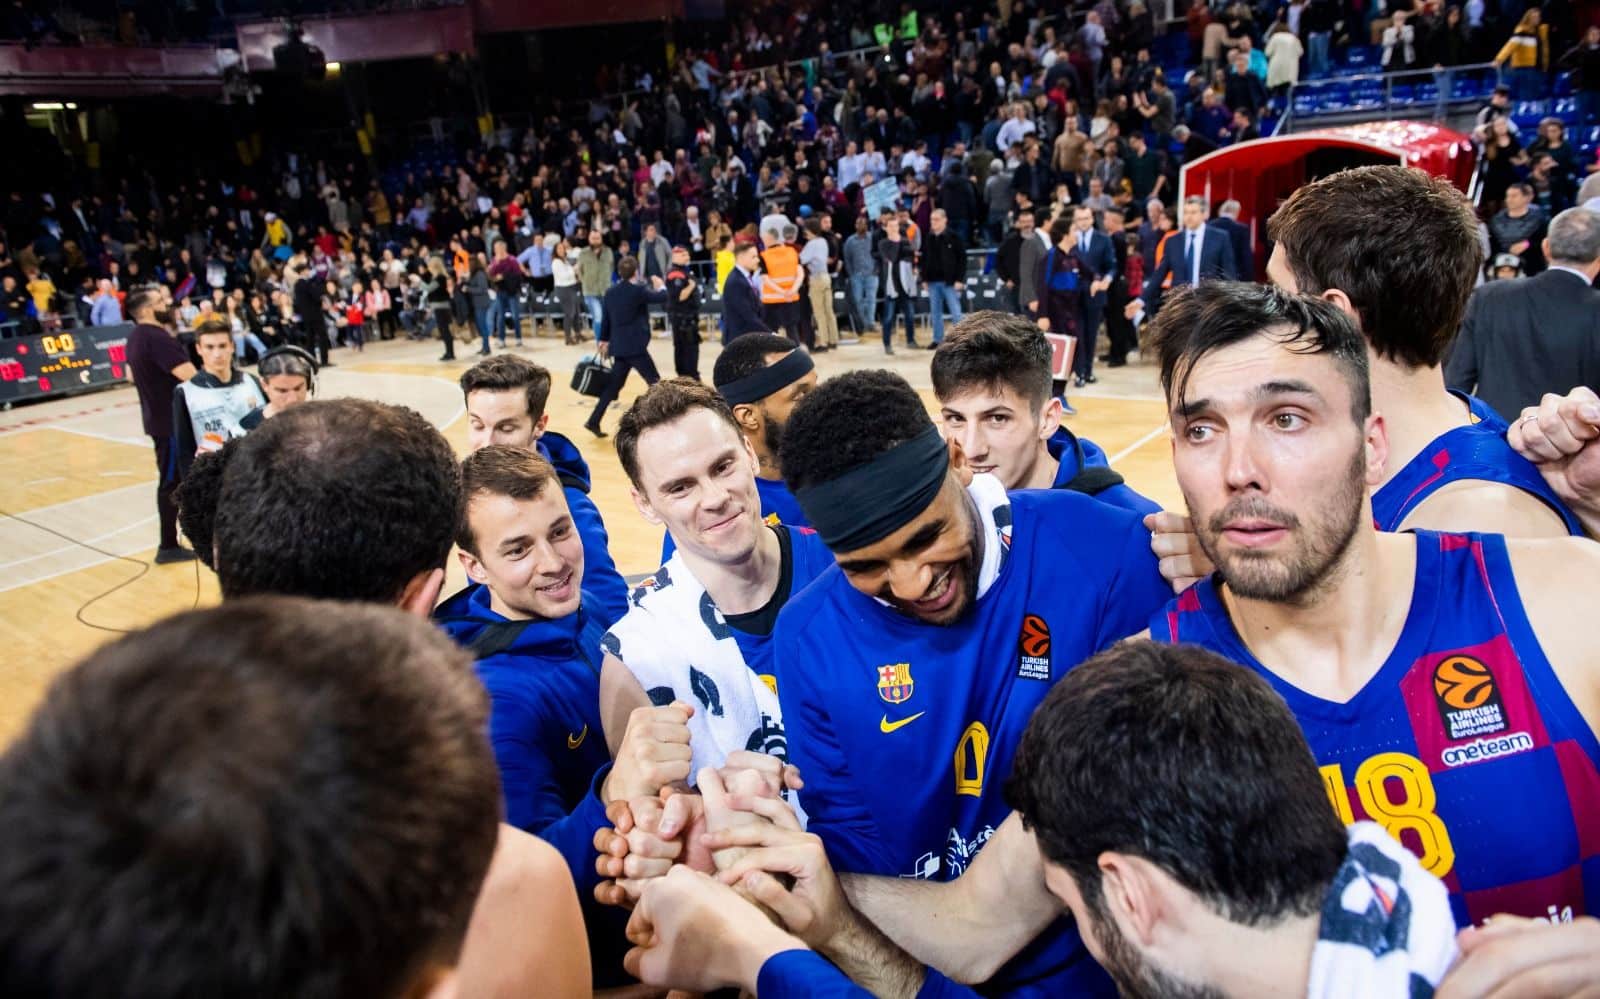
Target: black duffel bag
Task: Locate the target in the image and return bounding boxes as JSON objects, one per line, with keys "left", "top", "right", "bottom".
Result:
{"left": 571, "top": 354, "right": 612, "bottom": 397}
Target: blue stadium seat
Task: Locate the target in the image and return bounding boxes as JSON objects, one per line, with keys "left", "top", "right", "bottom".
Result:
{"left": 1512, "top": 99, "right": 1549, "bottom": 130}
{"left": 1554, "top": 72, "right": 1574, "bottom": 97}
{"left": 1553, "top": 97, "right": 1581, "bottom": 125}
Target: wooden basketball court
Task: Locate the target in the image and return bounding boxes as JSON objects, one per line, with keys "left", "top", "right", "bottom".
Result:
{"left": 0, "top": 330, "right": 1180, "bottom": 744}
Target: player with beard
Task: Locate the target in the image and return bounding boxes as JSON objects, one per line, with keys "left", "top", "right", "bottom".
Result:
{"left": 440, "top": 355, "right": 628, "bottom": 621}
{"left": 660, "top": 333, "right": 817, "bottom": 560}
{"left": 1145, "top": 283, "right": 1600, "bottom": 928}
{"left": 932, "top": 311, "right": 1158, "bottom": 514}
{"left": 436, "top": 446, "right": 687, "bottom": 987}
{"left": 765, "top": 370, "right": 1171, "bottom": 997}
{"left": 599, "top": 380, "right": 832, "bottom": 811}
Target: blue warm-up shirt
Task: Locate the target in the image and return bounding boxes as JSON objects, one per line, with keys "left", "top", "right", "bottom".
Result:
{"left": 757, "top": 950, "right": 978, "bottom": 999}
{"left": 435, "top": 584, "right": 630, "bottom": 987}
{"left": 772, "top": 485, "right": 1172, "bottom": 998}
{"left": 1047, "top": 426, "right": 1161, "bottom": 516}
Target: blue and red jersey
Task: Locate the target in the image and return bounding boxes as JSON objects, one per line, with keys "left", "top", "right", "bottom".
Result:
{"left": 1153, "top": 530, "right": 1600, "bottom": 927}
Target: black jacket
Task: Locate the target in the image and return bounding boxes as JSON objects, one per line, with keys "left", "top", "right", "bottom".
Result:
{"left": 598, "top": 279, "right": 668, "bottom": 356}
{"left": 921, "top": 230, "right": 967, "bottom": 284}
{"left": 721, "top": 267, "right": 770, "bottom": 343}
{"left": 1446, "top": 269, "right": 1600, "bottom": 422}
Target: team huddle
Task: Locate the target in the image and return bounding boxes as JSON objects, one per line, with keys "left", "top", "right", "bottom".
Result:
{"left": 2, "top": 165, "right": 1599, "bottom": 998}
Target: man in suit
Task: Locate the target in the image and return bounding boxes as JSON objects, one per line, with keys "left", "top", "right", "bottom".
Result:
{"left": 721, "top": 236, "right": 771, "bottom": 345}
{"left": 1447, "top": 206, "right": 1600, "bottom": 422}
{"left": 1069, "top": 206, "right": 1116, "bottom": 386}
{"left": 1211, "top": 199, "right": 1252, "bottom": 281}
{"left": 1128, "top": 196, "right": 1239, "bottom": 317}
{"left": 585, "top": 256, "right": 670, "bottom": 437}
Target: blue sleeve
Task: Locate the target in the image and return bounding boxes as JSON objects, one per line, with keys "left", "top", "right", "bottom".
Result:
{"left": 757, "top": 950, "right": 870, "bottom": 998}
{"left": 1092, "top": 503, "right": 1175, "bottom": 650}
{"left": 774, "top": 611, "right": 892, "bottom": 875}
{"left": 565, "top": 485, "right": 630, "bottom": 625}
{"left": 535, "top": 764, "right": 612, "bottom": 899}
{"left": 660, "top": 529, "right": 675, "bottom": 562}
{"left": 755, "top": 952, "right": 978, "bottom": 999}
{"left": 597, "top": 297, "right": 612, "bottom": 343}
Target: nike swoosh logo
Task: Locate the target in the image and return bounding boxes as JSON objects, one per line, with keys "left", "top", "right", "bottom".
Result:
{"left": 567, "top": 725, "right": 588, "bottom": 750}
{"left": 879, "top": 712, "right": 927, "bottom": 734}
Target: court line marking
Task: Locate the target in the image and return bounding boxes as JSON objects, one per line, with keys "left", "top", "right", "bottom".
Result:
{"left": 0, "top": 515, "right": 156, "bottom": 578}
{"left": 23, "top": 477, "right": 66, "bottom": 486}
{"left": 1108, "top": 424, "right": 1170, "bottom": 465}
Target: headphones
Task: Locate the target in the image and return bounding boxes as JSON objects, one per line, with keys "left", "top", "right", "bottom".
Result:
{"left": 257, "top": 345, "right": 320, "bottom": 395}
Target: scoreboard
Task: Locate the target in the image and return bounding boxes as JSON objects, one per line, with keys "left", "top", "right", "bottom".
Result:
{"left": 0, "top": 323, "right": 134, "bottom": 405}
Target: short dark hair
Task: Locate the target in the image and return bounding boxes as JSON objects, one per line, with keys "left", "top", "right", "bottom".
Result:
{"left": 1006, "top": 641, "right": 1346, "bottom": 926}
{"left": 1149, "top": 282, "right": 1371, "bottom": 425}
{"left": 458, "top": 445, "right": 560, "bottom": 556}
{"left": 214, "top": 399, "right": 461, "bottom": 603}
{"left": 1046, "top": 216, "right": 1072, "bottom": 244}
{"left": 459, "top": 354, "right": 553, "bottom": 423}
{"left": 615, "top": 378, "right": 741, "bottom": 489}
{"left": 176, "top": 441, "right": 237, "bottom": 570}
{"left": 617, "top": 255, "right": 638, "bottom": 280}
{"left": 194, "top": 317, "right": 233, "bottom": 339}
{"left": 713, "top": 332, "right": 800, "bottom": 392}
{"left": 783, "top": 370, "right": 933, "bottom": 492}
{"left": 125, "top": 288, "right": 162, "bottom": 320}
{"left": 932, "top": 311, "right": 1053, "bottom": 410}
{"left": 0, "top": 597, "right": 498, "bottom": 997}
{"left": 1267, "top": 165, "right": 1480, "bottom": 369}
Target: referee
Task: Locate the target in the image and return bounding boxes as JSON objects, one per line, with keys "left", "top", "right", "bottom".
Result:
{"left": 125, "top": 287, "right": 197, "bottom": 563}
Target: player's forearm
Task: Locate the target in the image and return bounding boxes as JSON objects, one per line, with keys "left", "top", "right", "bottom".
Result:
{"left": 817, "top": 901, "right": 928, "bottom": 999}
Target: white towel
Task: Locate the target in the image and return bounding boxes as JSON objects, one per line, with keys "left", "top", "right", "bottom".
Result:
{"left": 1308, "top": 822, "right": 1460, "bottom": 999}
{"left": 602, "top": 553, "right": 805, "bottom": 823}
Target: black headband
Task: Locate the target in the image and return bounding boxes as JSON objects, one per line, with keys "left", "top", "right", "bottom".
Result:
{"left": 796, "top": 425, "right": 950, "bottom": 552}
{"left": 717, "top": 349, "right": 815, "bottom": 406}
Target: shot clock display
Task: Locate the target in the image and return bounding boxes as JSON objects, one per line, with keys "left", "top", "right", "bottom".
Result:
{"left": 0, "top": 323, "right": 134, "bottom": 404}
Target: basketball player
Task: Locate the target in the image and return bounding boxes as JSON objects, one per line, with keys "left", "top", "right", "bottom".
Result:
{"left": 448, "top": 355, "right": 628, "bottom": 621}
{"left": 0, "top": 599, "right": 506, "bottom": 998}
{"left": 756, "top": 370, "right": 1171, "bottom": 996}
{"left": 1266, "top": 166, "right": 1584, "bottom": 536}
{"left": 931, "top": 311, "right": 1157, "bottom": 513}
{"left": 658, "top": 333, "right": 816, "bottom": 561}
{"left": 599, "top": 379, "right": 833, "bottom": 797}
{"left": 1145, "top": 283, "right": 1600, "bottom": 927}
{"left": 618, "top": 643, "right": 1460, "bottom": 999}
{"left": 205, "top": 398, "right": 589, "bottom": 996}
{"left": 439, "top": 445, "right": 692, "bottom": 987}
{"left": 1507, "top": 385, "right": 1600, "bottom": 540}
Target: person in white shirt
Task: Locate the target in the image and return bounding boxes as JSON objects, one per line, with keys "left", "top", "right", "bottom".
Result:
{"left": 997, "top": 103, "right": 1037, "bottom": 152}
{"left": 837, "top": 141, "right": 867, "bottom": 189}
{"left": 798, "top": 218, "right": 839, "bottom": 351}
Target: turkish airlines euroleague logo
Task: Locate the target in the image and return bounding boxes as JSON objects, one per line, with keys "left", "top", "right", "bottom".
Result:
{"left": 1017, "top": 614, "right": 1051, "bottom": 681}
{"left": 1432, "top": 655, "right": 1508, "bottom": 740}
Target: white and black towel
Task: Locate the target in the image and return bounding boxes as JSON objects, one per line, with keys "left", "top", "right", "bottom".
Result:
{"left": 601, "top": 553, "right": 805, "bottom": 824}
{"left": 1309, "top": 821, "right": 1459, "bottom": 999}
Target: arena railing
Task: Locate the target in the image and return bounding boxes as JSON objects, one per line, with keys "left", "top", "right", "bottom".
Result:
{"left": 1274, "top": 60, "right": 1502, "bottom": 135}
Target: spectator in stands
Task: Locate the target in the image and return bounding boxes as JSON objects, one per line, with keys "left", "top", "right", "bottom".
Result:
{"left": 1304, "top": 0, "right": 1336, "bottom": 76}
{"left": 1489, "top": 183, "right": 1551, "bottom": 275}
{"left": 799, "top": 219, "right": 838, "bottom": 352}
{"left": 487, "top": 240, "right": 526, "bottom": 348}
{"left": 1448, "top": 206, "right": 1600, "bottom": 421}
{"left": 1123, "top": 132, "right": 1165, "bottom": 202}
{"left": 1266, "top": 23, "right": 1304, "bottom": 94}
{"left": 1224, "top": 50, "right": 1269, "bottom": 117}
{"left": 1560, "top": 26, "right": 1600, "bottom": 126}
{"left": 1474, "top": 84, "right": 1517, "bottom": 132}
{"left": 1528, "top": 118, "right": 1582, "bottom": 202}
{"left": 1476, "top": 115, "right": 1529, "bottom": 211}
{"left": 1381, "top": 11, "right": 1419, "bottom": 71}
{"left": 1495, "top": 9, "right": 1551, "bottom": 100}
{"left": 89, "top": 278, "right": 121, "bottom": 326}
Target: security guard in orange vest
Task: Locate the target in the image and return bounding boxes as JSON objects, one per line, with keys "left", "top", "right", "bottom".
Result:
{"left": 760, "top": 222, "right": 805, "bottom": 343}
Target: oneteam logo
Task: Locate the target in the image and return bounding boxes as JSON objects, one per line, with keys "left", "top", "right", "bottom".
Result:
{"left": 1440, "top": 731, "right": 1534, "bottom": 768}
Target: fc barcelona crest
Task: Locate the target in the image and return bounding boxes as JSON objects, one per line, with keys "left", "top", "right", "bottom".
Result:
{"left": 877, "top": 663, "right": 914, "bottom": 704}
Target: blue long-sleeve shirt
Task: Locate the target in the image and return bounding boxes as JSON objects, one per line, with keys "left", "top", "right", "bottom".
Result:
{"left": 757, "top": 951, "right": 978, "bottom": 999}
{"left": 434, "top": 582, "right": 632, "bottom": 986}
{"left": 537, "top": 430, "right": 630, "bottom": 622}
